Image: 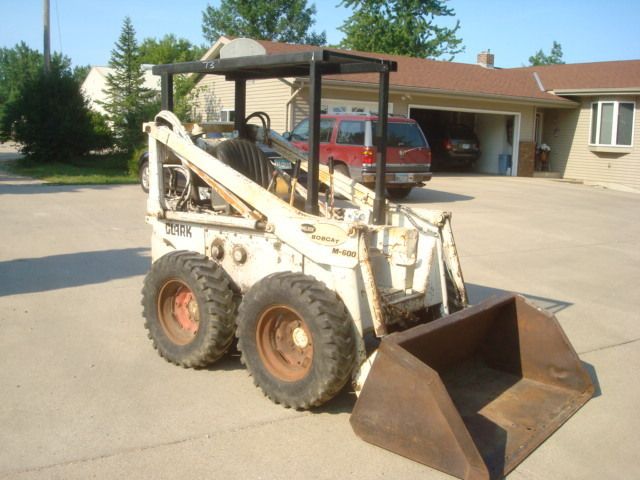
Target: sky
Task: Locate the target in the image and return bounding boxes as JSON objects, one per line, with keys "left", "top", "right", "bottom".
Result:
{"left": 1, "top": 0, "right": 639, "bottom": 69}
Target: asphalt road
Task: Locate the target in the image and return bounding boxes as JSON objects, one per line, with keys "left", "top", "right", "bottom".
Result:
{"left": 1, "top": 163, "right": 639, "bottom": 479}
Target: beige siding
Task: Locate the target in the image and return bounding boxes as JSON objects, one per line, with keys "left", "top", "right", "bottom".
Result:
{"left": 193, "top": 76, "right": 294, "bottom": 133}
{"left": 192, "top": 75, "right": 234, "bottom": 122}
{"left": 540, "top": 107, "right": 579, "bottom": 174}
{"left": 291, "top": 91, "right": 309, "bottom": 129}
{"left": 543, "top": 96, "right": 640, "bottom": 190}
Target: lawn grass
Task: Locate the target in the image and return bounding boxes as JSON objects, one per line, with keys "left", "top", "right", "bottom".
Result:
{"left": 6, "top": 152, "right": 138, "bottom": 185}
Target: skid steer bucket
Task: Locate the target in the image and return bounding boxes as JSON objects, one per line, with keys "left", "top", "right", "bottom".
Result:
{"left": 351, "top": 293, "right": 594, "bottom": 480}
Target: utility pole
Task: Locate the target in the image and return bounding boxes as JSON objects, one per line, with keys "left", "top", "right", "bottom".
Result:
{"left": 43, "top": 0, "right": 51, "bottom": 73}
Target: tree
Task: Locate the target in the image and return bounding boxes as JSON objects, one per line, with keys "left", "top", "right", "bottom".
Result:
{"left": 0, "top": 43, "right": 42, "bottom": 114}
{"left": 102, "top": 17, "right": 157, "bottom": 152}
{"left": 72, "top": 64, "right": 92, "bottom": 84}
{"left": 0, "top": 44, "right": 74, "bottom": 103}
{"left": 0, "top": 44, "right": 106, "bottom": 160}
{"left": 339, "top": 0, "right": 463, "bottom": 59}
{"left": 139, "top": 34, "right": 206, "bottom": 65}
{"left": 202, "top": 0, "right": 326, "bottom": 45}
{"left": 139, "top": 34, "right": 208, "bottom": 121}
{"left": 529, "top": 41, "right": 565, "bottom": 66}
{"left": 0, "top": 63, "right": 111, "bottom": 161}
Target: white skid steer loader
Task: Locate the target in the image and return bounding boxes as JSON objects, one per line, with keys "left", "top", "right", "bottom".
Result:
{"left": 142, "top": 40, "right": 593, "bottom": 480}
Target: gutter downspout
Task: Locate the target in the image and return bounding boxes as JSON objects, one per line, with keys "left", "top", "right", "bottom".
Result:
{"left": 285, "top": 84, "right": 304, "bottom": 131}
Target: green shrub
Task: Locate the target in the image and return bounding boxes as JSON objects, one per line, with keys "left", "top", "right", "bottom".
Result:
{"left": 128, "top": 145, "right": 148, "bottom": 177}
{"left": 0, "top": 64, "right": 109, "bottom": 162}
{"left": 88, "top": 110, "right": 114, "bottom": 151}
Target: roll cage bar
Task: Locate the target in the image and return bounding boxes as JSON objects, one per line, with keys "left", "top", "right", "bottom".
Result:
{"left": 152, "top": 49, "right": 398, "bottom": 224}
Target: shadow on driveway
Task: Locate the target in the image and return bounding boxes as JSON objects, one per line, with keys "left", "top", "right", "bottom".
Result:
{"left": 466, "top": 283, "right": 573, "bottom": 314}
{"left": 0, "top": 182, "right": 133, "bottom": 195}
{"left": 406, "top": 187, "right": 474, "bottom": 203}
{"left": 0, "top": 247, "right": 150, "bottom": 297}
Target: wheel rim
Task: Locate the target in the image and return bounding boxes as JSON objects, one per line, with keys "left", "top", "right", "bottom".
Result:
{"left": 141, "top": 164, "right": 149, "bottom": 190}
{"left": 157, "top": 279, "right": 199, "bottom": 345}
{"left": 256, "top": 305, "right": 313, "bottom": 382}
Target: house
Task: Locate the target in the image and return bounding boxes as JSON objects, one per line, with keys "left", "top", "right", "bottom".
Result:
{"left": 81, "top": 65, "right": 161, "bottom": 117}
{"left": 522, "top": 61, "right": 639, "bottom": 191}
{"left": 191, "top": 37, "right": 640, "bottom": 191}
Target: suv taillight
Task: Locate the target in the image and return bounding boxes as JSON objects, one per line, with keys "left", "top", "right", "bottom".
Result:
{"left": 444, "top": 139, "right": 453, "bottom": 150}
{"left": 362, "top": 147, "right": 375, "bottom": 165}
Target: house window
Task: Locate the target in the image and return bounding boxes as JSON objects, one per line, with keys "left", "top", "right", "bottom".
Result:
{"left": 321, "top": 100, "right": 394, "bottom": 115}
{"left": 590, "top": 101, "right": 635, "bottom": 146}
{"left": 220, "top": 109, "right": 235, "bottom": 122}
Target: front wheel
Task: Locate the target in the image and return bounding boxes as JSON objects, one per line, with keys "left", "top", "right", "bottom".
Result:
{"left": 236, "top": 272, "right": 356, "bottom": 409}
{"left": 387, "top": 186, "right": 413, "bottom": 200}
{"left": 142, "top": 251, "right": 236, "bottom": 368}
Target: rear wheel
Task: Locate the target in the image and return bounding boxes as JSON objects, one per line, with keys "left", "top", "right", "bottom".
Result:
{"left": 142, "top": 251, "right": 236, "bottom": 368}
{"left": 387, "top": 186, "right": 412, "bottom": 200}
{"left": 236, "top": 272, "right": 356, "bottom": 409}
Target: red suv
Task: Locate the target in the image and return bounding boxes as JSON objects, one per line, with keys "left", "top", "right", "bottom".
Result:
{"left": 284, "top": 114, "right": 432, "bottom": 199}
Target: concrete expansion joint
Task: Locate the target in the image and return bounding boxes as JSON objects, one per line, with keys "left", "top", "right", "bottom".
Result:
{"left": 579, "top": 337, "right": 640, "bottom": 356}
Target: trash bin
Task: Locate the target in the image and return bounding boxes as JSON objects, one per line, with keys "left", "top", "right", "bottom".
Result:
{"left": 498, "top": 154, "right": 512, "bottom": 175}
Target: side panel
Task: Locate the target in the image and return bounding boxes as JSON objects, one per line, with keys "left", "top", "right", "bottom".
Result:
{"left": 204, "top": 227, "right": 303, "bottom": 292}
{"left": 150, "top": 219, "right": 207, "bottom": 259}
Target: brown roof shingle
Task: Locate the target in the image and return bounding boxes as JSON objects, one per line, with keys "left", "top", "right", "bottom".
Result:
{"left": 514, "top": 60, "right": 640, "bottom": 91}
{"left": 243, "top": 39, "right": 639, "bottom": 105}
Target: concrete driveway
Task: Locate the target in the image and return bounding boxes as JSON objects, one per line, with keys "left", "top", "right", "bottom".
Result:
{"left": 0, "top": 169, "right": 638, "bottom": 480}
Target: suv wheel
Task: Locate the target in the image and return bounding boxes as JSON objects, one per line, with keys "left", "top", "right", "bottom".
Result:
{"left": 139, "top": 159, "right": 150, "bottom": 193}
{"left": 387, "top": 187, "right": 412, "bottom": 200}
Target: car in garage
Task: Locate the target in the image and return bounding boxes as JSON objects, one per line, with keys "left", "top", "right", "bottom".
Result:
{"left": 429, "top": 123, "right": 481, "bottom": 171}
{"left": 284, "top": 114, "right": 432, "bottom": 200}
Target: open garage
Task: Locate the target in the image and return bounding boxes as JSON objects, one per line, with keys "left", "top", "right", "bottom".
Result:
{"left": 409, "top": 106, "right": 520, "bottom": 176}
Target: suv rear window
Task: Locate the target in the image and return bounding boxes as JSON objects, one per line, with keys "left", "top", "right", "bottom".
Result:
{"left": 336, "top": 120, "right": 365, "bottom": 145}
{"left": 448, "top": 124, "right": 475, "bottom": 138}
{"left": 373, "top": 122, "right": 427, "bottom": 148}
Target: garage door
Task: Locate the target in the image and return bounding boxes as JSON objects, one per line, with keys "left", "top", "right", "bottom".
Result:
{"left": 409, "top": 106, "right": 520, "bottom": 176}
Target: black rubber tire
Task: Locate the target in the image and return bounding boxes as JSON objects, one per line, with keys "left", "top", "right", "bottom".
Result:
{"left": 142, "top": 251, "right": 236, "bottom": 368}
{"left": 387, "top": 186, "right": 413, "bottom": 200}
{"left": 212, "top": 138, "right": 273, "bottom": 188}
{"left": 139, "top": 156, "right": 149, "bottom": 193}
{"left": 236, "top": 272, "right": 357, "bottom": 409}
